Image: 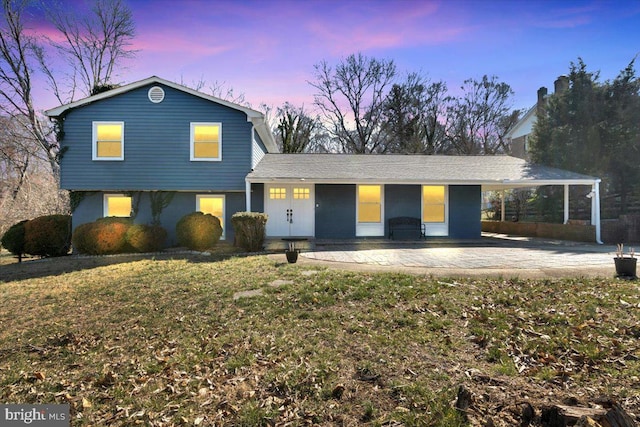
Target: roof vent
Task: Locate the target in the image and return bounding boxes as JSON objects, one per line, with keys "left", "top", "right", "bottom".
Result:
{"left": 148, "top": 86, "right": 165, "bottom": 103}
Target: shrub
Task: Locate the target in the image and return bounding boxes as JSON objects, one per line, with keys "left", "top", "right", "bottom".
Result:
{"left": 23, "top": 214, "right": 72, "bottom": 257}
{"left": 176, "top": 212, "right": 222, "bottom": 251}
{"left": 231, "top": 212, "right": 267, "bottom": 252}
{"left": 125, "top": 224, "right": 167, "bottom": 253}
{"left": 72, "top": 217, "right": 132, "bottom": 255}
{"left": 1, "top": 220, "right": 28, "bottom": 261}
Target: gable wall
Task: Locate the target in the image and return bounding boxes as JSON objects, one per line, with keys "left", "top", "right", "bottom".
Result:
{"left": 60, "top": 83, "right": 253, "bottom": 191}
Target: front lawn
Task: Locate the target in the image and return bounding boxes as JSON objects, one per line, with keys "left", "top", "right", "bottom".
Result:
{"left": 0, "top": 254, "right": 638, "bottom": 426}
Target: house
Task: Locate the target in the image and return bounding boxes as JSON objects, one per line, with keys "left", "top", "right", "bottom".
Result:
{"left": 46, "top": 76, "right": 603, "bottom": 246}
{"left": 506, "top": 75, "right": 569, "bottom": 159}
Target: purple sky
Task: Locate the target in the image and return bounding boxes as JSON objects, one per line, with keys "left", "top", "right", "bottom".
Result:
{"left": 31, "top": 0, "right": 640, "bottom": 113}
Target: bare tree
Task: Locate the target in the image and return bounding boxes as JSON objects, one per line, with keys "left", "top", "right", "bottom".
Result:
{"left": 0, "top": 0, "right": 58, "bottom": 175}
{"left": 42, "top": 0, "right": 136, "bottom": 100}
{"left": 310, "top": 53, "right": 396, "bottom": 153}
{"left": 380, "top": 72, "right": 451, "bottom": 154}
{"left": 274, "top": 103, "right": 320, "bottom": 153}
{"left": 179, "top": 75, "right": 250, "bottom": 107}
{"left": 0, "top": 0, "right": 136, "bottom": 234}
{"left": 445, "top": 75, "right": 518, "bottom": 154}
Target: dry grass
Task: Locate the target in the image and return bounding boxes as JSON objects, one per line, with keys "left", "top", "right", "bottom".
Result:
{"left": 0, "top": 253, "right": 639, "bottom": 426}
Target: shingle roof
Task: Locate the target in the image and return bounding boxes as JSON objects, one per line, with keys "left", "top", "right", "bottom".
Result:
{"left": 247, "top": 154, "right": 598, "bottom": 189}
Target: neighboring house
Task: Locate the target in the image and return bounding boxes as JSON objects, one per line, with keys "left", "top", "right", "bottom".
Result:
{"left": 506, "top": 76, "right": 569, "bottom": 160}
{"left": 46, "top": 76, "right": 603, "bottom": 245}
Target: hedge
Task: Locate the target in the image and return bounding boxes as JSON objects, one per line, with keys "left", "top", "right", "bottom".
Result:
{"left": 231, "top": 212, "right": 267, "bottom": 252}
{"left": 23, "top": 214, "right": 72, "bottom": 257}
{"left": 1, "top": 220, "right": 28, "bottom": 261}
{"left": 125, "top": 224, "right": 167, "bottom": 253}
{"left": 176, "top": 212, "right": 222, "bottom": 251}
{"left": 72, "top": 217, "right": 133, "bottom": 255}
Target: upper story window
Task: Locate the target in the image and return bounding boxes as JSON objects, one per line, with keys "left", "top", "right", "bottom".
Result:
{"left": 191, "top": 122, "right": 222, "bottom": 161}
{"left": 93, "top": 122, "right": 124, "bottom": 161}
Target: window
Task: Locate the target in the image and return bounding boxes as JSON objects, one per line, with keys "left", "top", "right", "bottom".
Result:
{"left": 104, "top": 194, "right": 132, "bottom": 217}
{"left": 191, "top": 122, "right": 221, "bottom": 161}
{"left": 293, "top": 187, "right": 310, "bottom": 199}
{"left": 93, "top": 122, "right": 124, "bottom": 160}
{"left": 196, "top": 195, "right": 225, "bottom": 239}
{"left": 269, "top": 187, "right": 286, "bottom": 200}
{"left": 422, "top": 186, "right": 445, "bottom": 223}
{"left": 358, "top": 185, "right": 381, "bottom": 223}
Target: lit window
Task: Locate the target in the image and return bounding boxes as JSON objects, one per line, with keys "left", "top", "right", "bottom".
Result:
{"left": 293, "top": 188, "right": 309, "bottom": 199}
{"left": 104, "top": 194, "right": 131, "bottom": 217}
{"left": 196, "top": 195, "right": 225, "bottom": 239}
{"left": 191, "top": 123, "right": 221, "bottom": 161}
{"left": 93, "top": 122, "right": 124, "bottom": 160}
{"left": 358, "top": 185, "right": 381, "bottom": 223}
{"left": 269, "top": 187, "right": 286, "bottom": 200}
{"left": 422, "top": 186, "right": 445, "bottom": 223}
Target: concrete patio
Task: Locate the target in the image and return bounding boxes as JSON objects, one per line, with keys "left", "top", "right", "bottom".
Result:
{"left": 271, "top": 233, "right": 622, "bottom": 278}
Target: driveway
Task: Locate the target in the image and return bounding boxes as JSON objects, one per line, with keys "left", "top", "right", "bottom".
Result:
{"left": 291, "top": 234, "right": 620, "bottom": 278}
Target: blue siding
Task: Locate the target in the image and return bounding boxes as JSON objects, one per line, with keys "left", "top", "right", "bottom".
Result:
{"left": 72, "top": 192, "right": 104, "bottom": 231}
{"left": 449, "top": 185, "right": 481, "bottom": 239}
{"left": 384, "top": 185, "right": 421, "bottom": 238}
{"left": 251, "top": 183, "right": 264, "bottom": 212}
{"left": 71, "top": 190, "right": 248, "bottom": 247}
{"left": 315, "top": 184, "right": 356, "bottom": 238}
{"left": 60, "top": 83, "right": 253, "bottom": 191}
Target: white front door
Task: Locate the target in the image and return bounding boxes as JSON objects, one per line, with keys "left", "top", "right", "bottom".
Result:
{"left": 265, "top": 184, "right": 315, "bottom": 237}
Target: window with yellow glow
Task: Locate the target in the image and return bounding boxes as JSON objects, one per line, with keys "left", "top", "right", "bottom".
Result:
{"left": 293, "top": 188, "right": 310, "bottom": 199}
{"left": 422, "top": 186, "right": 445, "bottom": 223}
{"left": 104, "top": 194, "right": 131, "bottom": 217}
{"left": 196, "top": 195, "right": 225, "bottom": 239}
{"left": 269, "top": 187, "right": 286, "bottom": 200}
{"left": 93, "top": 122, "right": 124, "bottom": 160}
{"left": 191, "top": 123, "right": 221, "bottom": 161}
{"left": 358, "top": 185, "right": 381, "bottom": 223}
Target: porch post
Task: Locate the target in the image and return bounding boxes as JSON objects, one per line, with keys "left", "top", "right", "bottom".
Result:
{"left": 563, "top": 184, "right": 570, "bottom": 224}
{"left": 592, "top": 180, "right": 603, "bottom": 244}
{"left": 245, "top": 179, "right": 252, "bottom": 212}
{"left": 500, "top": 190, "right": 506, "bottom": 222}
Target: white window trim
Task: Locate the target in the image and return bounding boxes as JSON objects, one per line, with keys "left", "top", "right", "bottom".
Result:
{"left": 92, "top": 121, "right": 124, "bottom": 161}
{"left": 103, "top": 193, "right": 131, "bottom": 217}
{"left": 190, "top": 122, "right": 222, "bottom": 162}
{"left": 421, "top": 185, "right": 449, "bottom": 236}
{"left": 196, "top": 194, "right": 226, "bottom": 240}
{"left": 356, "top": 184, "right": 384, "bottom": 237}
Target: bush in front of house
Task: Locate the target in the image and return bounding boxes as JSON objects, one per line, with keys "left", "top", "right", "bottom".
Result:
{"left": 1, "top": 220, "right": 28, "bottom": 261}
{"left": 176, "top": 212, "right": 222, "bottom": 251}
{"left": 125, "top": 224, "right": 167, "bottom": 253}
{"left": 231, "top": 212, "right": 267, "bottom": 252}
{"left": 23, "top": 214, "right": 72, "bottom": 257}
{"left": 72, "top": 217, "right": 133, "bottom": 255}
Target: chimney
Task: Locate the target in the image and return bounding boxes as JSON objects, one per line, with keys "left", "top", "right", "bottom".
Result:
{"left": 554, "top": 75, "right": 569, "bottom": 94}
{"left": 537, "top": 86, "right": 548, "bottom": 115}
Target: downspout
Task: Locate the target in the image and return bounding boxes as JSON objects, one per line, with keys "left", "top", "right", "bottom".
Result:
{"left": 245, "top": 179, "right": 252, "bottom": 212}
{"left": 592, "top": 179, "right": 603, "bottom": 244}
{"left": 563, "top": 184, "right": 569, "bottom": 224}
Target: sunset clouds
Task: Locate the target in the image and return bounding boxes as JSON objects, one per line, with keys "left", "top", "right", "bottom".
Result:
{"left": 27, "top": 0, "right": 640, "bottom": 112}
